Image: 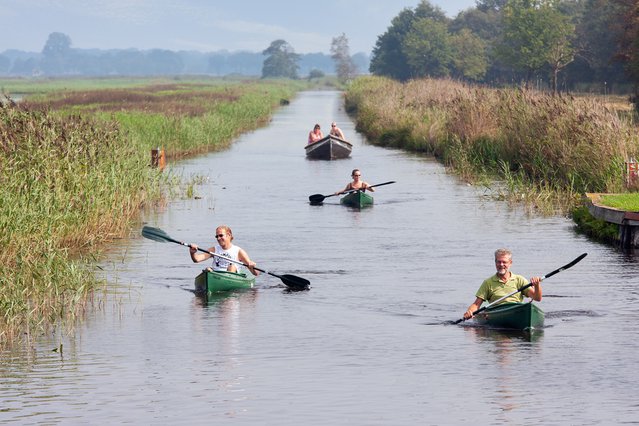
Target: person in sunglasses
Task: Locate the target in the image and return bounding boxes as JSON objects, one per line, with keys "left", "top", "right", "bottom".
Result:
{"left": 335, "top": 169, "right": 375, "bottom": 195}
{"left": 329, "top": 121, "right": 346, "bottom": 139}
{"left": 188, "top": 225, "right": 259, "bottom": 276}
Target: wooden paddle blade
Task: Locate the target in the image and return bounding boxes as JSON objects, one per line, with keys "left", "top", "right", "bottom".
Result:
{"left": 280, "top": 274, "right": 310, "bottom": 291}
{"left": 309, "top": 194, "right": 325, "bottom": 203}
{"left": 141, "top": 226, "right": 172, "bottom": 243}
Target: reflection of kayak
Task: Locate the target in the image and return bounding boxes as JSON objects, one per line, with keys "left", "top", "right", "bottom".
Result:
{"left": 340, "top": 190, "right": 374, "bottom": 208}
{"left": 473, "top": 302, "right": 544, "bottom": 330}
{"left": 305, "top": 135, "right": 353, "bottom": 160}
{"left": 194, "top": 270, "right": 255, "bottom": 294}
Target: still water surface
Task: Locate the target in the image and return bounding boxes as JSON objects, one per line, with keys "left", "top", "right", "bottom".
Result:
{"left": 2, "top": 91, "right": 639, "bottom": 424}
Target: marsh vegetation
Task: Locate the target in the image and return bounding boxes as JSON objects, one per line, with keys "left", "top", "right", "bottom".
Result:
{"left": 345, "top": 76, "right": 639, "bottom": 215}
{"left": 0, "top": 77, "right": 306, "bottom": 343}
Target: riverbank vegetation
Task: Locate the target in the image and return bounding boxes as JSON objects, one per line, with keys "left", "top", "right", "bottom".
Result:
{"left": 0, "top": 77, "right": 306, "bottom": 344}
{"left": 345, "top": 76, "right": 639, "bottom": 215}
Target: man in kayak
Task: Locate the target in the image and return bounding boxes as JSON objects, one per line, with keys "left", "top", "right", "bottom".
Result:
{"left": 335, "top": 169, "right": 375, "bottom": 195}
{"left": 463, "top": 248, "right": 542, "bottom": 320}
{"left": 188, "top": 225, "right": 259, "bottom": 276}
{"left": 329, "top": 121, "right": 346, "bottom": 139}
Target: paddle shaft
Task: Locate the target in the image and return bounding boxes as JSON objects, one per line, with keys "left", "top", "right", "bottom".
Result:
{"left": 142, "top": 226, "right": 310, "bottom": 290}
{"left": 454, "top": 253, "right": 587, "bottom": 324}
{"left": 177, "top": 237, "right": 285, "bottom": 279}
{"left": 309, "top": 180, "right": 396, "bottom": 203}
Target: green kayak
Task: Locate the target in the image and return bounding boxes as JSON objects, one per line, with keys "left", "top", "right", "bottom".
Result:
{"left": 194, "top": 269, "right": 255, "bottom": 294}
{"left": 340, "top": 190, "right": 374, "bottom": 208}
{"left": 473, "top": 302, "right": 544, "bottom": 330}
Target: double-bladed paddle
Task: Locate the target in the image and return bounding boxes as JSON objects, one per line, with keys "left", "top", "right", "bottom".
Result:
{"left": 309, "top": 180, "right": 396, "bottom": 204}
{"left": 141, "top": 226, "right": 310, "bottom": 291}
{"left": 454, "top": 252, "right": 587, "bottom": 324}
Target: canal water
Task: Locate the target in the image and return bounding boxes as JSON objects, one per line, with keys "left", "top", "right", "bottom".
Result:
{"left": 2, "top": 91, "right": 639, "bottom": 424}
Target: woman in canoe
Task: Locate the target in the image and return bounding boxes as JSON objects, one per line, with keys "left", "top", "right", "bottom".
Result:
{"left": 188, "top": 225, "right": 259, "bottom": 276}
{"left": 335, "top": 169, "right": 375, "bottom": 195}
{"left": 308, "top": 123, "right": 323, "bottom": 144}
{"left": 329, "top": 121, "right": 346, "bottom": 139}
{"left": 462, "top": 248, "right": 541, "bottom": 320}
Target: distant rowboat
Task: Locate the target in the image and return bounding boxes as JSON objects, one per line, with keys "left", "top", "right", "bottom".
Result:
{"left": 305, "top": 135, "right": 353, "bottom": 160}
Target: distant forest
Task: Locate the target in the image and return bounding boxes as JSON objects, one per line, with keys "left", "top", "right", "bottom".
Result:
{"left": 0, "top": 33, "right": 370, "bottom": 78}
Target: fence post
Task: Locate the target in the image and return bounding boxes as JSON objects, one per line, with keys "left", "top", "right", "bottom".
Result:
{"left": 151, "top": 147, "right": 166, "bottom": 171}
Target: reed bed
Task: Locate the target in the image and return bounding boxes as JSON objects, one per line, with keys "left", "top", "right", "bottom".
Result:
{"left": 1, "top": 78, "right": 305, "bottom": 344}
{"left": 346, "top": 76, "right": 639, "bottom": 213}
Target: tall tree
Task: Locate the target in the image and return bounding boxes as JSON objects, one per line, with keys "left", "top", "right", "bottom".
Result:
{"left": 572, "top": 0, "right": 626, "bottom": 86}
{"left": 612, "top": 0, "right": 639, "bottom": 106}
{"left": 330, "top": 33, "right": 358, "bottom": 83}
{"left": 498, "top": 0, "right": 575, "bottom": 91}
{"left": 41, "top": 32, "right": 72, "bottom": 75}
{"left": 261, "top": 40, "right": 300, "bottom": 79}
{"left": 369, "top": 8, "right": 416, "bottom": 80}
{"left": 369, "top": 0, "right": 449, "bottom": 81}
{"left": 403, "top": 18, "right": 452, "bottom": 78}
{"left": 450, "top": 28, "right": 488, "bottom": 80}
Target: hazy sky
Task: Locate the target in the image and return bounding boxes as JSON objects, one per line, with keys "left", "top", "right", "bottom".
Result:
{"left": 1, "top": 0, "right": 477, "bottom": 55}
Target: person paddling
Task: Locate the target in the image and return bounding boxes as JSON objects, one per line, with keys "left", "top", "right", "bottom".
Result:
{"left": 188, "top": 225, "right": 259, "bottom": 276}
{"left": 335, "top": 169, "right": 375, "bottom": 195}
{"left": 462, "top": 248, "right": 541, "bottom": 320}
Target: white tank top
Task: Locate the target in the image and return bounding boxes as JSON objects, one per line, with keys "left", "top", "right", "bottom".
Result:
{"left": 212, "top": 244, "right": 241, "bottom": 271}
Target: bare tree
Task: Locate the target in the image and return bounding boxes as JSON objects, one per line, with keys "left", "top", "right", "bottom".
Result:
{"left": 330, "top": 33, "right": 358, "bottom": 83}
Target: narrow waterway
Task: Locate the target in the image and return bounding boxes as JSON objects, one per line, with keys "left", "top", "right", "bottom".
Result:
{"left": 1, "top": 91, "right": 638, "bottom": 424}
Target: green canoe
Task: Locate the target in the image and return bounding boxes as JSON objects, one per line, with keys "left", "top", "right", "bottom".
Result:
{"left": 340, "top": 190, "right": 374, "bottom": 208}
{"left": 194, "top": 269, "right": 255, "bottom": 294}
{"left": 473, "top": 302, "right": 544, "bottom": 330}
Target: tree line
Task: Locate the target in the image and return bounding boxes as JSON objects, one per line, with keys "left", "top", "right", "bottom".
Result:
{"left": 370, "top": 0, "right": 637, "bottom": 98}
{"left": 0, "top": 32, "right": 369, "bottom": 79}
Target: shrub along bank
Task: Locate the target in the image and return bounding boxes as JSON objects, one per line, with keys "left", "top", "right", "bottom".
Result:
{"left": 345, "top": 76, "right": 639, "bottom": 216}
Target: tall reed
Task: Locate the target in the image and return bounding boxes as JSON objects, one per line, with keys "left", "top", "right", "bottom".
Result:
{"left": 346, "top": 76, "right": 639, "bottom": 212}
{"left": 1, "top": 78, "right": 305, "bottom": 343}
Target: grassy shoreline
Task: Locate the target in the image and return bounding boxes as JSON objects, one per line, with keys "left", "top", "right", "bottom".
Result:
{"left": 345, "top": 76, "right": 639, "bottom": 217}
{"left": 0, "top": 77, "right": 307, "bottom": 344}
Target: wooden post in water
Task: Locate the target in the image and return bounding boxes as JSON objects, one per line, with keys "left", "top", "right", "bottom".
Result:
{"left": 151, "top": 147, "right": 166, "bottom": 171}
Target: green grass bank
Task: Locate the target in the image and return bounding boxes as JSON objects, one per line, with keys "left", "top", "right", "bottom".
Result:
{"left": 0, "top": 77, "right": 306, "bottom": 344}
{"left": 345, "top": 76, "right": 639, "bottom": 215}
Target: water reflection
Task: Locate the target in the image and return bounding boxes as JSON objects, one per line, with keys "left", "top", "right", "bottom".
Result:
{"left": 465, "top": 326, "right": 543, "bottom": 416}
{"left": 465, "top": 325, "right": 544, "bottom": 343}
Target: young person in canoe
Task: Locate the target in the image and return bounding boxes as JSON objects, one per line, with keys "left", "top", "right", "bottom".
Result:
{"left": 462, "top": 248, "right": 542, "bottom": 320}
{"left": 335, "top": 169, "right": 375, "bottom": 195}
{"left": 188, "top": 225, "right": 259, "bottom": 276}
{"left": 308, "top": 123, "right": 323, "bottom": 144}
{"left": 329, "top": 121, "right": 346, "bottom": 139}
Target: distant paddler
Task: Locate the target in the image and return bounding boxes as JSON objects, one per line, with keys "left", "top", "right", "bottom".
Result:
{"left": 334, "top": 168, "right": 375, "bottom": 196}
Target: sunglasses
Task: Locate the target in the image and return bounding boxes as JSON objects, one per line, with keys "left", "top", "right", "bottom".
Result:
{"left": 215, "top": 234, "right": 226, "bottom": 238}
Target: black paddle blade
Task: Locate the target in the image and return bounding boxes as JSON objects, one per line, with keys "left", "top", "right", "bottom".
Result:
{"left": 543, "top": 252, "right": 587, "bottom": 279}
{"left": 280, "top": 274, "right": 311, "bottom": 291}
{"left": 309, "top": 194, "right": 325, "bottom": 204}
{"left": 141, "top": 226, "right": 172, "bottom": 243}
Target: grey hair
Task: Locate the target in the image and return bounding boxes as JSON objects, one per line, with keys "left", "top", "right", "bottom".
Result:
{"left": 494, "top": 248, "right": 512, "bottom": 259}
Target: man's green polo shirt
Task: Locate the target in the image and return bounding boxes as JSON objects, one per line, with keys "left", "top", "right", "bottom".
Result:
{"left": 476, "top": 273, "right": 529, "bottom": 304}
